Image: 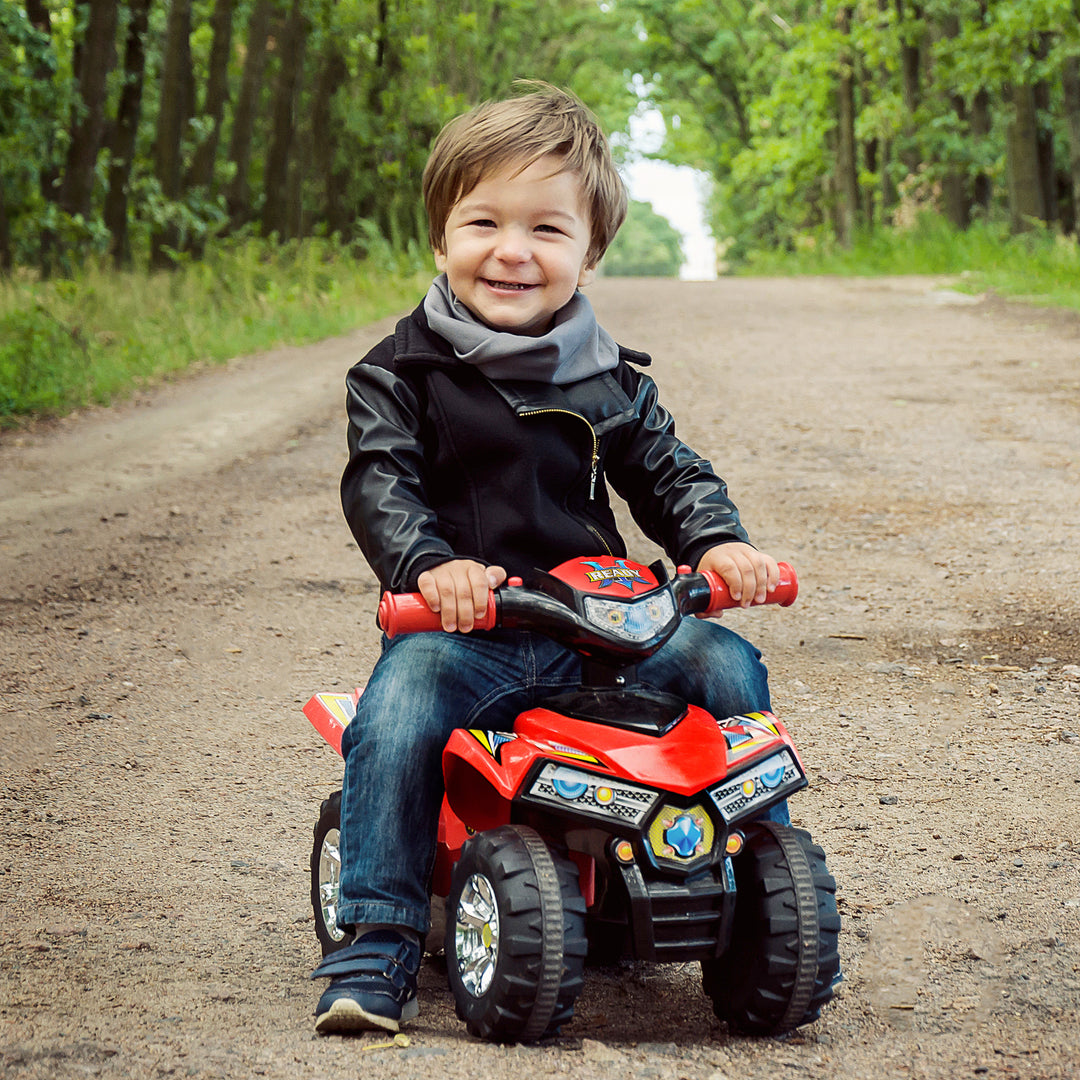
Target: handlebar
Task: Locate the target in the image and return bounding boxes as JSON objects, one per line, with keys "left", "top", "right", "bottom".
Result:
{"left": 377, "top": 562, "right": 798, "bottom": 639}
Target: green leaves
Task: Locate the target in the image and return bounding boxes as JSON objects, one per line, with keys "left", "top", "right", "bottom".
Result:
{"left": 614, "top": 0, "right": 1080, "bottom": 259}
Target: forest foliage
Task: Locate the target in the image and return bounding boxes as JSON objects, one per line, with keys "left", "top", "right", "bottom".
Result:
{"left": 2, "top": 0, "right": 1078, "bottom": 277}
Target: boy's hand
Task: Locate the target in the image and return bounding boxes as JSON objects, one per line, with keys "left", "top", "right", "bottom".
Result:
{"left": 697, "top": 542, "right": 779, "bottom": 608}
{"left": 417, "top": 559, "right": 507, "bottom": 632}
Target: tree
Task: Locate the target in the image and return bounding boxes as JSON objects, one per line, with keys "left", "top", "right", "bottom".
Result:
{"left": 104, "top": 0, "right": 153, "bottom": 267}
{"left": 261, "top": 0, "right": 309, "bottom": 239}
{"left": 184, "top": 0, "right": 235, "bottom": 200}
{"left": 57, "top": 0, "right": 119, "bottom": 226}
{"left": 150, "top": 0, "right": 193, "bottom": 268}
{"left": 603, "top": 199, "right": 686, "bottom": 276}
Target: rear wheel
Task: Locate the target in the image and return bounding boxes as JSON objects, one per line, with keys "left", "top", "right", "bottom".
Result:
{"left": 446, "top": 824, "right": 586, "bottom": 1042}
{"left": 311, "top": 790, "right": 349, "bottom": 957}
{"left": 702, "top": 822, "right": 840, "bottom": 1035}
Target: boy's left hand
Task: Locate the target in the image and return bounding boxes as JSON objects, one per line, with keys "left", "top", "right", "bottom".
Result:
{"left": 696, "top": 542, "right": 779, "bottom": 608}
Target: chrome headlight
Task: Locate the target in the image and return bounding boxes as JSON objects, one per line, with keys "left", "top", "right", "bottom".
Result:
{"left": 581, "top": 590, "right": 676, "bottom": 643}
{"left": 709, "top": 750, "right": 804, "bottom": 823}
{"left": 528, "top": 763, "right": 659, "bottom": 826}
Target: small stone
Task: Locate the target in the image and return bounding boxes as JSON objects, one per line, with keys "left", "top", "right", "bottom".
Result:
{"left": 879, "top": 795, "right": 899, "bottom": 806}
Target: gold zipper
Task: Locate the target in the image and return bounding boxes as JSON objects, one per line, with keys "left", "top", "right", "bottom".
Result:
{"left": 520, "top": 408, "right": 611, "bottom": 555}
{"left": 519, "top": 408, "right": 600, "bottom": 500}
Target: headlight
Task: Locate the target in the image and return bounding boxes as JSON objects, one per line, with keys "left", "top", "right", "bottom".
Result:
{"left": 528, "top": 763, "right": 659, "bottom": 826}
{"left": 581, "top": 590, "right": 676, "bottom": 642}
{"left": 646, "top": 803, "right": 715, "bottom": 865}
{"left": 709, "top": 750, "right": 804, "bottom": 823}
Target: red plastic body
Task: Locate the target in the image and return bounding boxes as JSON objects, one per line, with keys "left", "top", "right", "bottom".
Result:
{"left": 309, "top": 555, "right": 803, "bottom": 904}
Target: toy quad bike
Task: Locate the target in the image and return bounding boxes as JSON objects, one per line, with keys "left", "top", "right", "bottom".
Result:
{"left": 304, "top": 554, "right": 840, "bottom": 1043}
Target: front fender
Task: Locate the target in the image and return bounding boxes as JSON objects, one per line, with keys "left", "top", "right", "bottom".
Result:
{"left": 442, "top": 729, "right": 543, "bottom": 831}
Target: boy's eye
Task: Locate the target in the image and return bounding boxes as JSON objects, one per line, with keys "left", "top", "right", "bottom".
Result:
{"left": 535, "top": 224, "right": 564, "bottom": 235}
{"left": 468, "top": 218, "right": 496, "bottom": 228}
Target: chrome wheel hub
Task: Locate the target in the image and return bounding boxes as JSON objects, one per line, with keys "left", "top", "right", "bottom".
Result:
{"left": 318, "top": 828, "right": 346, "bottom": 942}
{"left": 454, "top": 872, "right": 501, "bottom": 997}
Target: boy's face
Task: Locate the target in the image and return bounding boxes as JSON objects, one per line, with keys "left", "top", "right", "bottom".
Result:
{"left": 434, "top": 154, "right": 595, "bottom": 337}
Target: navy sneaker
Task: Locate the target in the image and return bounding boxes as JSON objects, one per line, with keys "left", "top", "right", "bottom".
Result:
{"left": 312, "top": 930, "right": 420, "bottom": 1035}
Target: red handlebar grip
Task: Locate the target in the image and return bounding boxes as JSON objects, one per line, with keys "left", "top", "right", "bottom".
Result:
{"left": 378, "top": 591, "right": 498, "bottom": 638}
{"left": 702, "top": 561, "right": 798, "bottom": 613}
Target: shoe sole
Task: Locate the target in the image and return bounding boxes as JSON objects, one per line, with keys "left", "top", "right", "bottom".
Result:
{"left": 314, "top": 996, "right": 419, "bottom": 1036}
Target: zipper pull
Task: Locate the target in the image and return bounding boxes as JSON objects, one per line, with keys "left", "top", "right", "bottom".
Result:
{"left": 589, "top": 450, "right": 598, "bottom": 500}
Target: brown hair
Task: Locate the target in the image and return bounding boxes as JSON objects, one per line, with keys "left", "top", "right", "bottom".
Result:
{"left": 422, "top": 83, "right": 628, "bottom": 268}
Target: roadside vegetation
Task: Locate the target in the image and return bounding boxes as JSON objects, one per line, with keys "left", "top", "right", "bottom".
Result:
{"left": 0, "top": 238, "right": 431, "bottom": 426}
{"left": 2, "top": 1, "right": 1078, "bottom": 425}
{"left": 740, "top": 214, "right": 1080, "bottom": 312}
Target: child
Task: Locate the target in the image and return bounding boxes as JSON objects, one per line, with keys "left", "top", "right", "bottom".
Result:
{"left": 312, "top": 83, "right": 785, "bottom": 1035}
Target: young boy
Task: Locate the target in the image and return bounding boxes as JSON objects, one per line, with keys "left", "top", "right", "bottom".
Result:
{"left": 312, "top": 83, "right": 784, "bottom": 1035}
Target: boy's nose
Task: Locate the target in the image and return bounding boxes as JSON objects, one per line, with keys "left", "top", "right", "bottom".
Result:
{"left": 492, "top": 228, "right": 531, "bottom": 263}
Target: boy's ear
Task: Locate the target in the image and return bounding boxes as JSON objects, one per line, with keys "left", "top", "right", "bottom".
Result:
{"left": 434, "top": 248, "right": 447, "bottom": 271}
{"left": 577, "top": 262, "right": 597, "bottom": 288}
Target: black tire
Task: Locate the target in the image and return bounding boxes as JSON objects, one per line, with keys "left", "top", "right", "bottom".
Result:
{"left": 311, "top": 790, "right": 350, "bottom": 957}
{"left": 446, "top": 824, "right": 587, "bottom": 1042}
{"left": 702, "top": 822, "right": 841, "bottom": 1035}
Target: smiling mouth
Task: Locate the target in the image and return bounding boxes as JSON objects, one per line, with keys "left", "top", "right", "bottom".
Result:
{"left": 484, "top": 279, "right": 536, "bottom": 291}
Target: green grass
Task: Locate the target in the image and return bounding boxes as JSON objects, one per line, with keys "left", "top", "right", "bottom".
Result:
{"left": 0, "top": 236, "right": 433, "bottom": 426}
{"left": 739, "top": 214, "right": 1080, "bottom": 313}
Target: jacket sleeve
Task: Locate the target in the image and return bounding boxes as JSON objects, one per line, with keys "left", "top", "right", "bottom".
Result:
{"left": 340, "top": 354, "right": 458, "bottom": 593}
{"left": 604, "top": 369, "right": 750, "bottom": 569}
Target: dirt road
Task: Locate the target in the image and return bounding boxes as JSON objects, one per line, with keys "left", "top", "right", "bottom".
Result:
{"left": 2, "top": 277, "right": 1078, "bottom": 1080}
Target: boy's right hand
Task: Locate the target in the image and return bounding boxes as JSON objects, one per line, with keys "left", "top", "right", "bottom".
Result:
{"left": 417, "top": 559, "right": 507, "bottom": 633}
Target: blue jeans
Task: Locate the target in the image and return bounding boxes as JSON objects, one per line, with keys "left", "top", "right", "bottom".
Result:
{"left": 336, "top": 617, "right": 788, "bottom": 935}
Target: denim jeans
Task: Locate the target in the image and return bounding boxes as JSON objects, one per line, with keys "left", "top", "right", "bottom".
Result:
{"left": 336, "top": 616, "right": 788, "bottom": 936}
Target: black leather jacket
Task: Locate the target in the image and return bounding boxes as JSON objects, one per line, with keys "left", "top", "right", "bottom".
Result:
{"left": 341, "top": 302, "right": 749, "bottom": 593}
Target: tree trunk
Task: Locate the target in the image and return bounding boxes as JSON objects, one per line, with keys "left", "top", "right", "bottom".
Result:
{"left": 261, "top": 0, "right": 309, "bottom": 239}
{"left": 874, "top": 0, "right": 896, "bottom": 219}
{"left": 971, "top": 89, "right": 992, "bottom": 211}
{"left": 937, "top": 15, "right": 970, "bottom": 229}
{"left": 835, "top": 7, "right": 859, "bottom": 247}
{"left": 0, "top": 182, "right": 11, "bottom": 274}
{"left": 1007, "top": 82, "right": 1047, "bottom": 232}
{"left": 151, "top": 0, "right": 193, "bottom": 269}
{"left": 1032, "top": 34, "right": 1058, "bottom": 227}
{"left": 226, "top": 0, "right": 274, "bottom": 230}
{"left": 185, "top": 0, "right": 235, "bottom": 195}
{"left": 895, "top": 0, "right": 924, "bottom": 175}
{"left": 1063, "top": 55, "right": 1080, "bottom": 236}
{"left": 25, "top": 0, "right": 60, "bottom": 273}
{"left": 104, "top": 0, "right": 153, "bottom": 268}
{"left": 309, "top": 43, "right": 350, "bottom": 238}
{"left": 57, "top": 0, "right": 119, "bottom": 222}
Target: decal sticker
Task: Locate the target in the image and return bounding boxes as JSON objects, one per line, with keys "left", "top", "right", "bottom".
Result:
{"left": 580, "top": 559, "right": 652, "bottom": 592}
{"left": 468, "top": 730, "right": 518, "bottom": 760}
{"left": 719, "top": 711, "right": 780, "bottom": 737}
{"left": 723, "top": 729, "right": 755, "bottom": 749}
{"left": 719, "top": 712, "right": 781, "bottom": 756}
{"left": 536, "top": 740, "right": 601, "bottom": 765}
{"left": 315, "top": 692, "right": 359, "bottom": 728}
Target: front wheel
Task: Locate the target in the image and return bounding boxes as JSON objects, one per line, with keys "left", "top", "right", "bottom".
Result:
{"left": 446, "top": 824, "right": 586, "bottom": 1042}
{"left": 702, "top": 822, "right": 840, "bottom": 1035}
{"left": 311, "top": 790, "right": 350, "bottom": 957}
